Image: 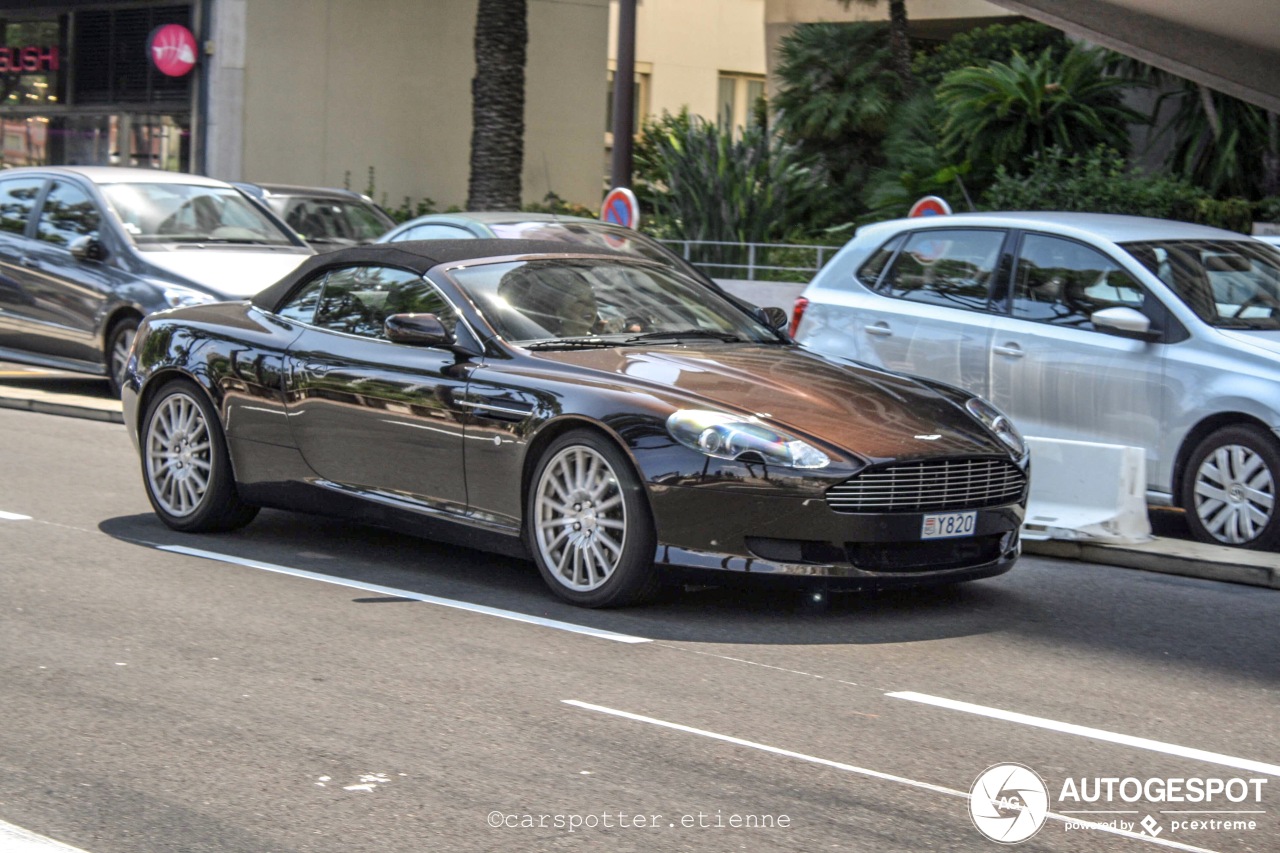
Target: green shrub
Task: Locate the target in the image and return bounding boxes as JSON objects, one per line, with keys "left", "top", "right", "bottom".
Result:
{"left": 634, "top": 111, "right": 827, "bottom": 275}
{"left": 981, "top": 146, "right": 1207, "bottom": 220}
{"left": 1193, "top": 197, "right": 1255, "bottom": 233}
{"left": 913, "top": 21, "right": 1068, "bottom": 87}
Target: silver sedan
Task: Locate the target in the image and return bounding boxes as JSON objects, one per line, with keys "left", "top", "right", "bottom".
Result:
{"left": 794, "top": 212, "right": 1280, "bottom": 550}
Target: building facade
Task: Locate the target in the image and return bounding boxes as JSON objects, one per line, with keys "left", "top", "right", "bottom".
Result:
{"left": 606, "top": 0, "right": 768, "bottom": 156}
{"left": 1, "top": 0, "right": 610, "bottom": 208}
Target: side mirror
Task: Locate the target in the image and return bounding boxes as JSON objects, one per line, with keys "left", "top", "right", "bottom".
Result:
{"left": 757, "top": 306, "right": 790, "bottom": 330}
{"left": 70, "top": 236, "right": 108, "bottom": 263}
{"left": 385, "top": 313, "right": 453, "bottom": 347}
{"left": 1091, "top": 306, "right": 1158, "bottom": 341}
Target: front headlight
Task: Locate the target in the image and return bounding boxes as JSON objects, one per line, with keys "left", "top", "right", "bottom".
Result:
{"left": 666, "top": 410, "right": 830, "bottom": 469}
{"left": 965, "top": 397, "right": 1026, "bottom": 457}
{"left": 160, "top": 283, "right": 218, "bottom": 309}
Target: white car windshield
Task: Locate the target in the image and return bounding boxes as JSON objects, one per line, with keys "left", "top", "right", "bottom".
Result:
{"left": 101, "top": 183, "right": 296, "bottom": 246}
{"left": 1122, "top": 239, "right": 1280, "bottom": 330}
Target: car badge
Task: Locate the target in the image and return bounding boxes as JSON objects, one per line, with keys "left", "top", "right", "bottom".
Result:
{"left": 914, "top": 434, "right": 942, "bottom": 441}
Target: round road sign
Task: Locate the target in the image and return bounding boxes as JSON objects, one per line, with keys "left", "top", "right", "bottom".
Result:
{"left": 601, "top": 187, "right": 639, "bottom": 230}
{"left": 908, "top": 195, "right": 952, "bottom": 218}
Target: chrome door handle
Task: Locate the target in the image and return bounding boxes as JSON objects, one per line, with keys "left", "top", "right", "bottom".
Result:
{"left": 18, "top": 256, "right": 40, "bottom": 269}
{"left": 865, "top": 323, "right": 892, "bottom": 337}
{"left": 993, "top": 344, "right": 1024, "bottom": 358}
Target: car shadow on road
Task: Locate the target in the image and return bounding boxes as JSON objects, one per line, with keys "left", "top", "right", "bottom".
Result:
{"left": 98, "top": 509, "right": 1022, "bottom": 648}
{"left": 97, "top": 508, "right": 1279, "bottom": 684}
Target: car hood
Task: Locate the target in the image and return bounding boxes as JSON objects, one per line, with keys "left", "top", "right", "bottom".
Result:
{"left": 141, "top": 249, "right": 311, "bottom": 298}
{"left": 534, "top": 345, "right": 1008, "bottom": 463}
{"left": 1215, "top": 328, "right": 1280, "bottom": 358}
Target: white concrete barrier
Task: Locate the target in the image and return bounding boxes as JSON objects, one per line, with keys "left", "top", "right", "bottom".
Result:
{"left": 1021, "top": 437, "right": 1152, "bottom": 544}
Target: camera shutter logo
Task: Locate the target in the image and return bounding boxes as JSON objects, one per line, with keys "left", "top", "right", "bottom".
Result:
{"left": 969, "top": 763, "right": 1050, "bottom": 844}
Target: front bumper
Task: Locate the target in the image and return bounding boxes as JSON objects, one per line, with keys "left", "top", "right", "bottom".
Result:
{"left": 648, "top": 483, "right": 1023, "bottom": 586}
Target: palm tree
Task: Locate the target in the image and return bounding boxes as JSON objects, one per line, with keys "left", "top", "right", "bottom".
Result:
{"left": 937, "top": 45, "right": 1144, "bottom": 180}
{"left": 842, "top": 0, "right": 913, "bottom": 91}
{"left": 467, "top": 0, "right": 527, "bottom": 210}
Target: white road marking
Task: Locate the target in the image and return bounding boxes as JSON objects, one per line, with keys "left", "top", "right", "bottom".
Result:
{"left": 0, "top": 510, "right": 32, "bottom": 520}
{"left": 563, "top": 700, "right": 1221, "bottom": 853}
{"left": 0, "top": 819, "right": 92, "bottom": 852}
{"left": 154, "top": 544, "right": 650, "bottom": 644}
{"left": 887, "top": 692, "right": 1280, "bottom": 777}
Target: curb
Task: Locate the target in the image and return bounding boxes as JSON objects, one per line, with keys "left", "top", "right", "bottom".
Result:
{"left": 0, "top": 394, "right": 125, "bottom": 425}
{"left": 1023, "top": 538, "right": 1280, "bottom": 590}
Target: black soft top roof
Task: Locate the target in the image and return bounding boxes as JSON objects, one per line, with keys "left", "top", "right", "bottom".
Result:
{"left": 251, "top": 238, "right": 629, "bottom": 313}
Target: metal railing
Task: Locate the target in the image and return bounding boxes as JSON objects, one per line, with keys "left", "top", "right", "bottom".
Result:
{"left": 659, "top": 239, "right": 840, "bottom": 283}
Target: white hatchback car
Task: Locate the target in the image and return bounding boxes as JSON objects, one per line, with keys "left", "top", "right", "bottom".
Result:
{"left": 794, "top": 212, "right": 1280, "bottom": 549}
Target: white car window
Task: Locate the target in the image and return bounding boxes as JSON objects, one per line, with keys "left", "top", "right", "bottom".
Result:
{"left": 1012, "top": 234, "right": 1145, "bottom": 329}
{"left": 877, "top": 229, "right": 1006, "bottom": 312}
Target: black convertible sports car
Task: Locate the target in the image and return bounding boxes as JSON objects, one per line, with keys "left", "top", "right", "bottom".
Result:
{"left": 123, "top": 239, "right": 1029, "bottom": 607}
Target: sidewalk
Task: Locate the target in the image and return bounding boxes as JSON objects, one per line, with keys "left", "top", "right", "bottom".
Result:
{"left": 1, "top": 361, "right": 1276, "bottom": 590}
{"left": 0, "top": 362, "right": 123, "bottom": 424}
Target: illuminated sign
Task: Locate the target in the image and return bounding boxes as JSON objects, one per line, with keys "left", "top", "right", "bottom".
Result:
{"left": 0, "top": 46, "right": 59, "bottom": 74}
{"left": 148, "top": 24, "right": 197, "bottom": 77}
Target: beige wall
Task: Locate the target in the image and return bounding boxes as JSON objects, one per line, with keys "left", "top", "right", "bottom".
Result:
{"left": 234, "top": 0, "right": 608, "bottom": 210}
{"left": 609, "top": 0, "right": 766, "bottom": 123}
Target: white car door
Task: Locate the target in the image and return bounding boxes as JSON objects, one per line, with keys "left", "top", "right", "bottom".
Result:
{"left": 986, "top": 232, "right": 1170, "bottom": 468}
{"left": 844, "top": 227, "right": 1009, "bottom": 399}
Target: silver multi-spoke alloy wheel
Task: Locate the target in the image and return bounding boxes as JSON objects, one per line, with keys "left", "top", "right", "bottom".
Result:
{"left": 533, "top": 444, "right": 628, "bottom": 592}
{"left": 145, "top": 391, "right": 213, "bottom": 518}
{"left": 110, "top": 325, "right": 135, "bottom": 391}
{"left": 1192, "top": 443, "right": 1276, "bottom": 545}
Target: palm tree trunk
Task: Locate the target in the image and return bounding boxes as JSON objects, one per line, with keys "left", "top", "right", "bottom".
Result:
{"left": 887, "top": 0, "right": 913, "bottom": 92}
{"left": 467, "top": 0, "right": 528, "bottom": 210}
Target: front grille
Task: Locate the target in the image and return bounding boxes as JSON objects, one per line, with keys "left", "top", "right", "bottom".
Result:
{"left": 826, "top": 458, "right": 1025, "bottom": 513}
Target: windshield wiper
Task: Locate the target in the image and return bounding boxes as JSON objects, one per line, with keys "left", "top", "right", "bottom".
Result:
{"left": 522, "top": 336, "right": 620, "bottom": 350}
{"left": 623, "top": 329, "right": 743, "bottom": 344}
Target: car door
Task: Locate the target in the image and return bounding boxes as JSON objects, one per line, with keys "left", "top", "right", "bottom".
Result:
{"left": 20, "top": 178, "right": 123, "bottom": 365}
{"left": 853, "top": 227, "right": 1011, "bottom": 399}
{"left": 986, "top": 231, "right": 1170, "bottom": 461}
{"left": 0, "top": 175, "right": 50, "bottom": 354}
{"left": 280, "top": 264, "right": 472, "bottom": 513}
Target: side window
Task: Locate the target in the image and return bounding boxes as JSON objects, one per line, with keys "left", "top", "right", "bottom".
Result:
{"left": 856, "top": 234, "right": 904, "bottom": 288}
{"left": 879, "top": 229, "right": 1006, "bottom": 310}
{"left": 394, "top": 224, "right": 476, "bottom": 241}
{"left": 277, "top": 275, "right": 327, "bottom": 324}
{"left": 312, "top": 266, "right": 458, "bottom": 339}
{"left": 1012, "top": 234, "right": 1145, "bottom": 328}
{"left": 0, "top": 177, "right": 46, "bottom": 236}
{"left": 36, "top": 181, "right": 102, "bottom": 247}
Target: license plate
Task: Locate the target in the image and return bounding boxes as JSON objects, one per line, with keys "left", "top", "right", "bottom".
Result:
{"left": 921, "top": 511, "right": 976, "bottom": 540}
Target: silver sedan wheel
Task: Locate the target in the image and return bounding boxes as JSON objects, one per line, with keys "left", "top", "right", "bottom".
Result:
{"left": 533, "top": 444, "right": 627, "bottom": 592}
{"left": 110, "top": 325, "right": 135, "bottom": 390}
{"left": 1192, "top": 443, "right": 1276, "bottom": 544}
{"left": 145, "top": 391, "right": 213, "bottom": 518}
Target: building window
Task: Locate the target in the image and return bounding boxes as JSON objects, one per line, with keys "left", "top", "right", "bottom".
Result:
{"left": 717, "top": 72, "right": 765, "bottom": 131}
{"left": 605, "top": 68, "right": 649, "bottom": 137}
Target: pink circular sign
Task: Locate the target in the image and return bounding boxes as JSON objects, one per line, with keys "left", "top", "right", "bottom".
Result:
{"left": 149, "top": 24, "right": 197, "bottom": 77}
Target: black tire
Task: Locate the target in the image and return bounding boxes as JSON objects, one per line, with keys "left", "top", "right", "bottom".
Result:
{"left": 140, "top": 379, "right": 259, "bottom": 533}
{"left": 1181, "top": 424, "right": 1280, "bottom": 550}
{"left": 525, "top": 429, "right": 660, "bottom": 607}
{"left": 105, "top": 316, "right": 140, "bottom": 398}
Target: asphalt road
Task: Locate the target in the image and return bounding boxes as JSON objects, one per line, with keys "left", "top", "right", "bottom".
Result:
{"left": 0, "top": 407, "right": 1277, "bottom": 853}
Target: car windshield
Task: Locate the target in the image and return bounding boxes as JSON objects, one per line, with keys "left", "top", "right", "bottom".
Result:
{"left": 274, "top": 197, "right": 390, "bottom": 244}
{"left": 487, "top": 221, "right": 680, "bottom": 266}
{"left": 448, "top": 258, "right": 781, "bottom": 347}
{"left": 101, "top": 183, "right": 296, "bottom": 246}
{"left": 1121, "top": 239, "right": 1280, "bottom": 330}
